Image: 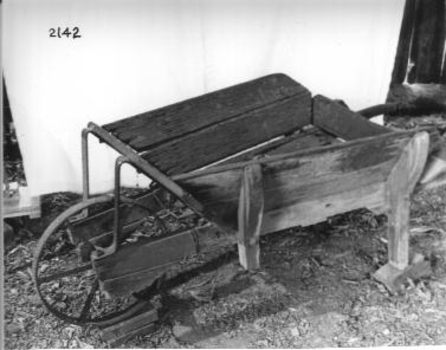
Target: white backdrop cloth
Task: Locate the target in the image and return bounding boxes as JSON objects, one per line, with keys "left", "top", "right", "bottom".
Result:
{"left": 3, "top": 0, "right": 405, "bottom": 196}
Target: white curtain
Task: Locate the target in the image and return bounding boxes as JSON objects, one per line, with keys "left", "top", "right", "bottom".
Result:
{"left": 3, "top": 0, "right": 405, "bottom": 196}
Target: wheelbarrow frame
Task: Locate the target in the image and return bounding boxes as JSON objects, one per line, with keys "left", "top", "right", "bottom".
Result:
{"left": 33, "top": 74, "right": 444, "bottom": 330}
{"left": 78, "top": 87, "right": 438, "bottom": 291}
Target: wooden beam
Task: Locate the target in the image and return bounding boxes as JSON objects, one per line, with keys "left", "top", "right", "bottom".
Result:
{"left": 94, "top": 225, "right": 236, "bottom": 295}
{"left": 374, "top": 132, "right": 430, "bottom": 290}
{"left": 237, "top": 163, "right": 264, "bottom": 270}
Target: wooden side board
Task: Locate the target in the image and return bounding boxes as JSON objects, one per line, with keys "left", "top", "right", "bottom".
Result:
{"left": 176, "top": 131, "right": 417, "bottom": 232}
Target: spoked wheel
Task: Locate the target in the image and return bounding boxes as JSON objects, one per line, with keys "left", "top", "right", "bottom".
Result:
{"left": 32, "top": 194, "right": 167, "bottom": 326}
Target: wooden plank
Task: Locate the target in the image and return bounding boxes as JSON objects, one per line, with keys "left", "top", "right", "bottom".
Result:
{"left": 103, "top": 74, "right": 310, "bottom": 149}
{"left": 313, "top": 95, "right": 391, "bottom": 140}
{"left": 237, "top": 164, "right": 264, "bottom": 270}
{"left": 262, "top": 181, "right": 388, "bottom": 234}
{"left": 96, "top": 226, "right": 236, "bottom": 295}
{"left": 142, "top": 96, "right": 311, "bottom": 175}
{"left": 94, "top": 230, "right": 197, "bottom": 281}
{"left": 261, "top": 161, "right": 395, "bottom": 214}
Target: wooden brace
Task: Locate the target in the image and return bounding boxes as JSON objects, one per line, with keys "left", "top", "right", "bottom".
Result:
{"left": 374, "top": 132, "right": 430, "bottom": 290}
{"left": 237, "top": 163, "right": 264, "bottom": 270}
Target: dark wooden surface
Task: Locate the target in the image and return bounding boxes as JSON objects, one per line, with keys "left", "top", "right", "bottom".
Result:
{"left": 313, "top": 95, "right": 390, "bottom": 140}
{"left": 142, "top": 96, "right": 310, "bottom": 175}
{"left": 103, "top": 74, "right": 310, "bottom": 151}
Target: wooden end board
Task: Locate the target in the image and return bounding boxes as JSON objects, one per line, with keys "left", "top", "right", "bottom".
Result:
{"left": 313, "top": 95, "right": 391, "bottom": 140}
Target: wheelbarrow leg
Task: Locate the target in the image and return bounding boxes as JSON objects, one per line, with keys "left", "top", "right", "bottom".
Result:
{"left": 237, "top": 163, "right": 264, "bottom": 270}
{"left": 374, "top": 132, "right": 430, "bottom": 292}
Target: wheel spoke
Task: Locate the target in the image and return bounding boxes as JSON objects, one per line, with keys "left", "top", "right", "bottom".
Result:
{"left": 79, "top": 279, "right": 99, "bottom": 323}
{"left": 37, "top": 263, "right": 92, "bottom": 284}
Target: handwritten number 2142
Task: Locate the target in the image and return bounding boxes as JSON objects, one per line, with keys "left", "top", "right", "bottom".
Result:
{"left": 49, "top": 27, "right": 81, "bottom": 39}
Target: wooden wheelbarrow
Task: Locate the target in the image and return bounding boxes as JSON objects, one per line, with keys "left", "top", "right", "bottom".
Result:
{"left": 32, "top": 74, "right": 444, "bottom": 341}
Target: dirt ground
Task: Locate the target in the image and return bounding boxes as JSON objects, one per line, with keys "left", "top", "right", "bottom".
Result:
{"left": 4, "top": 184, "right": 446, "bottom": 349}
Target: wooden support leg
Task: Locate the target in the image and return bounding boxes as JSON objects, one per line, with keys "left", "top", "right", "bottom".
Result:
{"left": 237, "top": 163, "right": 264, "bottom": 270}
{"left": 374, "top": 132, "right": 430, "bottom": 292}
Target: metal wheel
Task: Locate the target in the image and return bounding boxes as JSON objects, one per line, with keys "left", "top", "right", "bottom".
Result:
{"left": 32, "top": 194, "right": 166, "bottom": 326}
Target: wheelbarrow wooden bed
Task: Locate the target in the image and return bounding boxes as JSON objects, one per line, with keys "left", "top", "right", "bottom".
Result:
{"left": 32, "top": 74, "right": 442, "bottom": 339}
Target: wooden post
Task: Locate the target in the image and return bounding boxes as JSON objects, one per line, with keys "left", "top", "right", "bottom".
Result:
{"left": 237, "top": 163, "right": 264, "bottom": 270}
{"left": 390, "top": 0, "right": 418, "bottom": 85}
{"left": 374, "top": 132, "right": 429, "bottom": 291}
{"left": 408, "top": 0, "right": 445, "bottom": 84}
